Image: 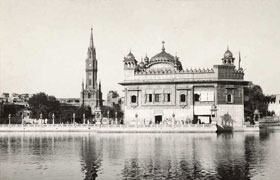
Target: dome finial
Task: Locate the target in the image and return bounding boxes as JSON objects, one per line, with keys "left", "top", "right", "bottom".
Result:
{"left": 162, "top": 41, "right": 165, "bottom": 51}
{"left": 227, "top": 45, "right": 229, "bottom": 51}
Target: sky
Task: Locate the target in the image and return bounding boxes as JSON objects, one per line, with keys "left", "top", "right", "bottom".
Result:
{"left": 0, "top": 0, "right": 280, "bottom": 98}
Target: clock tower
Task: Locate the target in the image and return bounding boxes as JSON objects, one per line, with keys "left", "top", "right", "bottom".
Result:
{"left": 81, "top": 28, "right": 102, "bottom": 114}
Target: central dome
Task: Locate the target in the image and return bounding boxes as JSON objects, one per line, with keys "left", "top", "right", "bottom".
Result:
{"left": 150, "top": 51, "right": 175, "bottom": 62}
{"left": 142, "top": 41, "right": 183, "bottom": 71}
{"left": 150, "top": 41, "right": 175, "bottom": 62}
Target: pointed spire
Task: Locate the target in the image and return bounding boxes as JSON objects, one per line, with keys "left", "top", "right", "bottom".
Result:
{"left": 162, "top": 41, "right": 165, "bottom": 52}
{"left": 81, "top": 79, "right": 85, "bottom": 107}
{"left": 81, "top": 79, "right": 84, "bottom": 90}
{"left": 175, "top": 52, "right": 178, "bottom": 62}
{"left": 89, "top": 27, "right": 94, "bottom": 48}
{"left": 144, "top": 53, "right": 149, "bottom": 63}
{"left": 227, "top": 45, "right": 229, "bottom": 51}
{"left": 238, "top": 51, "right": 241, "bottom": 69}
{"left": 87, "top": 28, "right": 96, "bottom": 59}
{"left": 98, "top": 80, "right": 102, "bottom": 108}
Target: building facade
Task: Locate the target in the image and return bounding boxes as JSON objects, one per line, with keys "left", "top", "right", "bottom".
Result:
{"left": 268, "top": 94, "right": 280, "bottom": 116}
{"left": 0, "top": 93, "right": 33, "bottom": 107}
{"left": 58, "top": 98, "right": 80, "bottom": 106}
{"left": 120, "top": 42, "right": 249, "bottom": 127}
{"left": 80, "top": 29, "right": 103, "bottom": 114}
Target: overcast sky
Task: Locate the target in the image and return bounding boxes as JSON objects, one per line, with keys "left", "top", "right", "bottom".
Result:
{"left": 1, "top": 0, "right": 280, "bottom": 98}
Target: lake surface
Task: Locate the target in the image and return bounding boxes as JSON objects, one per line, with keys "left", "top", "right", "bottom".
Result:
{"left": 0, "top": 131, "right": 280, "bottom": 180}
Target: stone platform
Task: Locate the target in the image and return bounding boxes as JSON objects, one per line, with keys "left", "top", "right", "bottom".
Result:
{"left": 0, "top": 124, "right": 259, "bottom": 133}
{"left": 0, "top": 124, "right": 217, "bottom": 133}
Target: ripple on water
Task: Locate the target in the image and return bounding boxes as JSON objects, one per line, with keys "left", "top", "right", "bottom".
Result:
{"left": 1, "top": 132, "right": 280, "bottom": 179}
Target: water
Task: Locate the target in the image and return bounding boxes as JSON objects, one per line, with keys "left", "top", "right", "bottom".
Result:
{"left": 0, "top": 131, "right": 280, "bottom": 180}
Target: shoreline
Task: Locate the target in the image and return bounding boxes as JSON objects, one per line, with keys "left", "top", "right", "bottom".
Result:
{"left": 0, "top": 124, "right": 259, "bottom": 133}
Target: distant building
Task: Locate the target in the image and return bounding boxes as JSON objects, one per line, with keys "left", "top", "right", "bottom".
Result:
{"left": 120, "top": 42, "right": 249, "bottom": 127}
{"left": 1, "top": 93, "right": 9, "bottom": 98}
{"left": 58, "top": 98, "right": 80, "bottom": 106}
{"left": 80, "top": 29, "right": 103, "bottom": 114}
{"left": 1, "top": 92, "right": 33, "bottom": 107}
{"left": 1, "top": 93, "right": 10, "bottom": 103}
{"left": 105, "top": 91, "right": 122, "bottom": 107}
{"left": 268, "top": 94, "right": 280, "bottom": 116}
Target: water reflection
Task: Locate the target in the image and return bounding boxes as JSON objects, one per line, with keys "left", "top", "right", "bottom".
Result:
{"left": 78, "top": 133, "right": 266, "bottom": 180}
{"left": 1, "top": 131, "right": 280, "bottom": 180}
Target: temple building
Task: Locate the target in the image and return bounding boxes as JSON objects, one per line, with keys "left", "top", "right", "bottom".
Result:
{"left": 120, "top": 42, "right": 249, "bottom": 127}
{"left": 268, "top": 94, "right": 280, "bottom": 116}
{"left": 80, "top": 29, "right": 103, "bottom": 114}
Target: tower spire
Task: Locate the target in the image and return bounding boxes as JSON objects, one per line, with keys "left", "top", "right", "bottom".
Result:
{"left": 87, "top": 28, "right": 96, "bottom": 59}
{"left": 90, "top": 27, "right": 94, "bottom": 48}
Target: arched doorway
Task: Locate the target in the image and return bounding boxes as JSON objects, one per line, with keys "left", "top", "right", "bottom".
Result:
{"left": 155, "top": 115, "right": 162, "bottom": 124}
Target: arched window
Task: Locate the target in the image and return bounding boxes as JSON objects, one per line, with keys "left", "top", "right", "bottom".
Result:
{"left": 194, "top": 94, "right": 200, "bottom": 102}
{"left": 88, "top": 93, "right": 91, "bottom": 98}
{"left": 180, "top": 94, "right": 186, "bottom": 102}
{"left": 131, "top": 95, "right": 137, "bottom": 103}
{"left": 227, "top": 94, "right": 231, "bottom": 102}
{"left": 227, "top": 94, "right": 234, "bottom": 103}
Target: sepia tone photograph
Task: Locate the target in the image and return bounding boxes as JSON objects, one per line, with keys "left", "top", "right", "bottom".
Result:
{"left": 0, "top": 0, "right": 280, "bottom": 179}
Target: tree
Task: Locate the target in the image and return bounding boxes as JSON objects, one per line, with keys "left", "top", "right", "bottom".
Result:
{"left": 58, "top": 104, "right": 78, "bottom": 123}
{"left": 244, "top": 83, "right": 268, "bottom": 119}
{"left": 108, "top": 91, "right": 119, "bottom": 98}
{"left": 28, "top": 92, "right": 60, "bottom": 118}
{"left": 0, "top": 103, "right": 25, "bottom": 124}
{"left": 75, "top": 105, "right": 92, "bottom": 123}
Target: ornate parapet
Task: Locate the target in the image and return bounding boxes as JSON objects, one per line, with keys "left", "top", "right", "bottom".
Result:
{"left": 134, "top": 67, "right": 215, "bottom": 76}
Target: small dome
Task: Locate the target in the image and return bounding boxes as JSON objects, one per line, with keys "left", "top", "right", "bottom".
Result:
{"left": 144, "top": 55, "right": 149, "bottom": 63}
{"left": 224, "top": 49, "right": 233, "bottom": 58}
{"left": 126, "top": 51, "right": 135, "bottom": 60}
{"left": 139, "top": 61, "right": 145, "bottom": 67}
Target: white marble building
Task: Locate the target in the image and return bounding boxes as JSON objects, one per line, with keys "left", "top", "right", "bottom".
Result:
{"left": 120, "top": 42, "right": 249, "bottom": 127}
